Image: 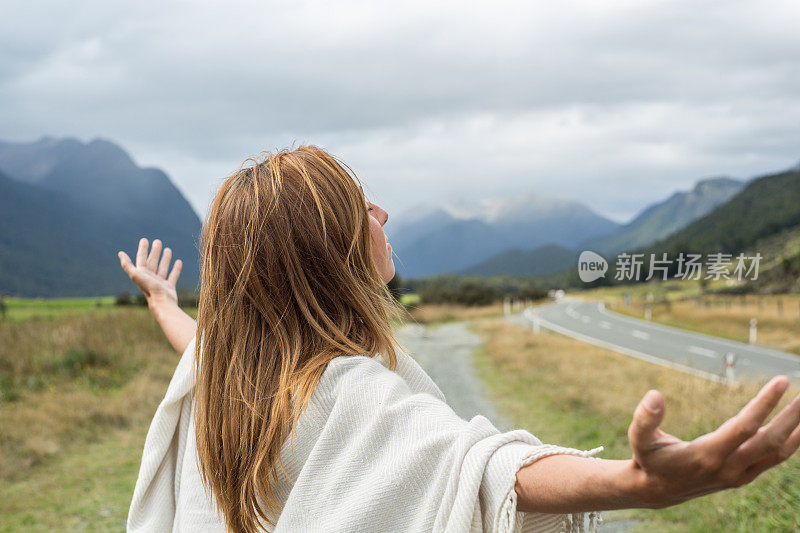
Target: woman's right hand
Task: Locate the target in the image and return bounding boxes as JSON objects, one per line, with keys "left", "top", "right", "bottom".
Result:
{"left": 514, "top": 375, "right": 800, "bottom": 516}
{"left": 626, "top": 375, "right": 800, "bottom": 508}
{"left": 118, "top": 238, "right": 183, "bottom": 308}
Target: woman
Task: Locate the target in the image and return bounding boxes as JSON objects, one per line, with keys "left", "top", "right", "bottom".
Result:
{"left": 119, "top": 145, "right": 800, "bottom": 533}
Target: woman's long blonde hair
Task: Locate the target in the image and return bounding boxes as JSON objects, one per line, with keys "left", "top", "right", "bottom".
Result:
{"left": 193, "top": 145, "right": 406, "bottom": 532}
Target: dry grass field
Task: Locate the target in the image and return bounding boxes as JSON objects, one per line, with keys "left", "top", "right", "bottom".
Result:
{"left": 404, "top": 300, "right": 506, "bottom": 325}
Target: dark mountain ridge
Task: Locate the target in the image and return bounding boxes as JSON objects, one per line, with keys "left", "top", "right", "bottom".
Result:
{"left": 646, "top": 169, "right": 800, "bottom": 257}
{"left": 583, "top": 176, "right": 745, "bottom": 254}
{"left": 0, "top": 137, "right": 201, "bottom": 297}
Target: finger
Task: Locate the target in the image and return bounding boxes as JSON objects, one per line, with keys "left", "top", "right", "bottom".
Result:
{"left": 734, "top": 424, "right": 800, "bottom": 487}
{"left": 157, "top": 247, "right": 172, "bottom": 278}
{"left": 703, "top": 376, "right": 789, "bottom": 456}
{"left": 147, "top": 239, "right": 162, "bottom": 271}
{"left": 628, "top": 389, "right": 666, "bottom": 454}
{"left": 779, "top": 418, "right": 800, "bottom": 460}
{"left": 749, "top": 419, "right": 800, "bottom": 470}
{"left": 118, "top": 251, "right": 135, "bottom": 277}
{"left": 136, "top": 238, "right": 149, "bottom": 268}
{"left": 727, "top": 391, "right": 800, "bottom": 469}
{"left": 167, "top": 259, "right": 182, "bottom": 286}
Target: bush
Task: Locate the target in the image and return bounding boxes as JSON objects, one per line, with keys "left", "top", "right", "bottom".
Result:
{"left": 115, "top": 292, "right": 147, "bottom": 306}
{"left": 177, "top": 289, "right": 199, "bottom": 308}
{"left": 115, "top": 292, "right": 133, "bottom": 306}
{"left": 419, "top": 278, "right": 499, "bottom": 306}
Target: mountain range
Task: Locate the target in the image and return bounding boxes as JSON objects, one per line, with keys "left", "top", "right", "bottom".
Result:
{"left": 618, "top": 167, "right": 800, "bottom": 292}
{"left": 0, "top": 137, "right": 201, "bottom": 297}
{"left": 583, "top": 177, "right": 745, "bottom": 255}
{"left": 390, "top": 194, "right": 620, "bottom": 278}
{"left": 647, "top": 168, "right": 800, "bottom": 258}
{"left": 391, "top": 176, "right": 749, "bottom": 278}
{"left": 1, "top": 134, "right": 795, "bottom": 295}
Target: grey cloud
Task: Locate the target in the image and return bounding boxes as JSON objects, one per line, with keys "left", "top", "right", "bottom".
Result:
{"left": 1, "top": 0, "right": 799, "bottom": 221}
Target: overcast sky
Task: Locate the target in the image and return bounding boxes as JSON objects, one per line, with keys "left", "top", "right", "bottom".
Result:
{"left": 2, "top": 0, "right": 799, "bottom": 224}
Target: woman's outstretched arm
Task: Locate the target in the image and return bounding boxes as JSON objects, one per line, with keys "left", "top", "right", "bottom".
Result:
{"left": 515, "top": 376, "right": 800, "bottom": 513}
{"left": 118, "top": 238, "right": 197, "bottom": 354}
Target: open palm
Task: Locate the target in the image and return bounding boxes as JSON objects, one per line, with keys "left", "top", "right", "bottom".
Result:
{"left": 627, "top": 376, "right": 800, "bottom": 508}
{"left": 118, "top": 238, "right": 183, "bottom": 307}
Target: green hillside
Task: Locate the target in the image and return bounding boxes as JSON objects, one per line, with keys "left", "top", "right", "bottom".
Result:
{"left": 624, "top": 168, "right": 800, "bottom": 292}
{"left": 651, "top": 169, "right": 800, "bottom": 255}
{"left": 587, "top": 177, "right": 744, "bottom": 254}
{"left": 531, "top": 169, "right": 800, "bottom": 291}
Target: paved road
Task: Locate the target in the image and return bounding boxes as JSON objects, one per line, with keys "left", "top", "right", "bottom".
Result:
{"left": 508, "top": 298, "right": 800, "bottom": 385}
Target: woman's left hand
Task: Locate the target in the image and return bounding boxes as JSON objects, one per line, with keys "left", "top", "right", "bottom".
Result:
{"left": 118, "top": 238, "right": 183, "bottom": 308}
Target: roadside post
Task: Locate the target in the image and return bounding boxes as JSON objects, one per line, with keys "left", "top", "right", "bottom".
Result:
{"left": 725, "top": 352, "right": 736, "bottom": 386}
{"left": 503, "top": 297, "right": 511, "bottom": 316}
{"left": 749, "top": 318, "right": 757, "bottom": 344}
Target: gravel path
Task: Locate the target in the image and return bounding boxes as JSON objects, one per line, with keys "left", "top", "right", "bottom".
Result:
{"left": 393, "top": 320, "right": 511, "bottom": 430}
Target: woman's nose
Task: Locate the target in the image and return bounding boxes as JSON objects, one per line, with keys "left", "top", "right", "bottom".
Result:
{"left": 371, "top": 203, "right": 389, "bottom": 226}
{"left": 377, "top": 205, "right": 388, "bottom": 226}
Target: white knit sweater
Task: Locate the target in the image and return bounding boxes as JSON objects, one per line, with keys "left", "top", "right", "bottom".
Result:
{"left": 127, "top": 335, "right": 604, "bottom": 532}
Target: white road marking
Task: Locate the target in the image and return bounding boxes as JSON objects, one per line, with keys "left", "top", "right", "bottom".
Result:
{"left": 599, "top": 321, "right": 612, "bottom": 329}
{"left": 688, "top": 345, "right": 717, "bottom": 359}
{"left": 566, "top": 307, "right": 580, "bottom": 319}
{"left": 632, "top": 330, "right": 650, "bottom": 340}
{"left": 581, "top": 316, "right": 590, "bottom": 323}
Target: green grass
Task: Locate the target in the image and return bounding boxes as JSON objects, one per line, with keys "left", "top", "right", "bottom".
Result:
{"left": 578, "top": 279, "right": 706, "bottom": 303}
{"left": 0, "top": 296, "right": 197, "bottom": 324}
{"left": 0, "top": 308, "right": 180, "bottom": 530}
{"left": 0, "top": 421, "right": 147, "bottom": 532}
{"left": 4, "top": 296, "right": 117, "bottom": 308}
{"left": 1, "top": 296, "right": 118, "bottom": 322}
{"left": 400, "top": 292, "right": 420, "bottom": 307}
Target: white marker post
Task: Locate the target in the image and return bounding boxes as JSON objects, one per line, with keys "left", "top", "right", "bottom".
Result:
{"left": 725, "top": 352, "right": 736, "bottom": 386}
{"left": 749, "top": 318, "right": 757, "bottom": 344}
{"left": 531, "top": 311, "right": 540, "bottom": 334}
{"left": 503, "top": 297, "right": 511, "bottom": 316}
{"left": 644, "top": 306, "right": 652, "bottom": 321}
